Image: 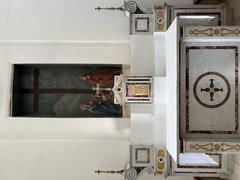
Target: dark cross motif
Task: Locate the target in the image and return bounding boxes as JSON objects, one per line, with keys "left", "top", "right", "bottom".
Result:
{"left": 200, "top": 79, "right": 223, "bottom": 101}
{"left": 94, "top": 169, "right": 124, "bottom": 175}
{"left": 21, "top": 68, "right": 108, "bottom": 113}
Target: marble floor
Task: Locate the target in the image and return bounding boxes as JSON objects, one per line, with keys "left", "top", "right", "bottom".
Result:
{"left": 194, "top": 1, "right": 240, "bottom": 179}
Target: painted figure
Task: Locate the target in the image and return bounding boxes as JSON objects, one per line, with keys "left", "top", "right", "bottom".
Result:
{"left": 80, "top": 100, "right": 120, "bottom": 114}
{"left": 79, "top": 68, "right": 121, "bottom": 87}
{"left": 80, "top": 92, "right": 121, "bottom": 114}
{"left": 13, "top": 65, "right": 122, "bottom": 117}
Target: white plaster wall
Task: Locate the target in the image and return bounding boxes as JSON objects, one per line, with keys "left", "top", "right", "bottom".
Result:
{"left": 0, "top": 0, "right": 129, "bottom": 41}
{"left": 0, "top": 0, "right": 193, "bottom": 41}
{"left": 0, "top": 140, "right": 129, "bottom": 180}
{"left": 154, "top": 33, "right": 166, "bottom": 76}
{"left": 130, "top": 35, "right": 155, "bottom": 76}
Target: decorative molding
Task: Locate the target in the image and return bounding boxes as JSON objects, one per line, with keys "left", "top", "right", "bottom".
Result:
{"left": 125, "top": 168, "right": 137, "bottom": 180}
{"left": 155, "top": 8, "right": 166, "bottom": 32}
{"left": 189, "top": 143, "right": 215, "bottom": 152}
{"left": 125, "top": 77, "right": 153, "bottom": 104}
{"left": 94, "top": 0, "right": 153, "bottom": 14}
{"left": 221, "top": 27, "right": 240, "bottom": 36}
{"left": 130, "top": 14, "right": 153, "bottom": 35}
{"left": 135, "top": 148, "right": 150, "bottom": 163}
{"left": 186, "top": 142, "right": 240, "bottom": 152}
{"left": 94, "top": 169, "right": 124, "bottom": 175}
{"left": 221, "top": 143, "right": 240, "bottom": 152}
{"left": 130, "top": 145, "right": 154, "bottom": 167}
{"left": 125, "top": 0, "right": 153, "bottom": 14}
{"left": 189, "top": 28, "right": 214, "bottom": 36}
{"left": 185, "top": 26, "right": 240, "bottom": 38}
{"left": 156, "top": 149, "right": 165, "bottom": 174}
{"left": 135, "top": 17, "right": 150, "bottom": 32}
{"left": 126, "top": 1, "right": 138, "bottom": 14}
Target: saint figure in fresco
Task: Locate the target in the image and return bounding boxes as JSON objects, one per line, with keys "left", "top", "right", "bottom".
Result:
{"left": 79, "top": 68, "right": 121, "bottom": 87}
{"left": 80, "top": 100, "right": 120, "bottom": 114}
{"left": 80, "top": 92, "right": 121, "bottom": 115}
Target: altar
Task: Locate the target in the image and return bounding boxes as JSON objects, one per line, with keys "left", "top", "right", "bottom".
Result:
{"left": 108, "top": 1, "right": 240, "bottom": 179}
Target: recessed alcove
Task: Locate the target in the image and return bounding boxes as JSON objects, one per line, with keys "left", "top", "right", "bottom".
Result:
{"left": 11, "top": 64, "right": 123, "bottom": 118}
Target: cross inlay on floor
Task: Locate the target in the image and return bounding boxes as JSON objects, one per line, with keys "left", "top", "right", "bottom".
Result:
{"left": 200, "top": 79, "right": 223, "bottom": 101}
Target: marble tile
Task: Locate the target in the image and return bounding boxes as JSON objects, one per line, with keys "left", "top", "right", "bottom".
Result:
{"left": 181, "top": 45, "right": 239, "bottom": 134}
{"left": 229, "top": 161, "right": 240, "bottom": 180}
{"left": 234, "top": 154, "right": 240, "bottom": 166}
{"left": 188, "top": 47, "right": 237, "bottom": 132}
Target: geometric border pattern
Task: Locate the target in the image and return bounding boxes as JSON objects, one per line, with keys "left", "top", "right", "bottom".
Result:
{"left": 185, "top": 46, "right": 239, "bottom": 134}
{"left": 186, "top": 142, "right": 240, "bottom": 153}
{"left": 185, "top": 27, "right": 240, "bottom": 38}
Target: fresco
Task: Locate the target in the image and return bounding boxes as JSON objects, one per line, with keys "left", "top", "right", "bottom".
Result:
{"left": 12, "top": 64, "right": 122, "bottom": 117}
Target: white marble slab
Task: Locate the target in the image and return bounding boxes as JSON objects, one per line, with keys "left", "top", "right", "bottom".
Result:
{"left": 188, "top": 47, "right": 237, "bottom": 132}
{"left": 166, "top": 18, "right": 180, "bottom": 161}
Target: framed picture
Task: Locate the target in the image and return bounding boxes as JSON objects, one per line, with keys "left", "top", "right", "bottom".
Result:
{"left": 11, "top": 64, "right": 123, "bottom": 118}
